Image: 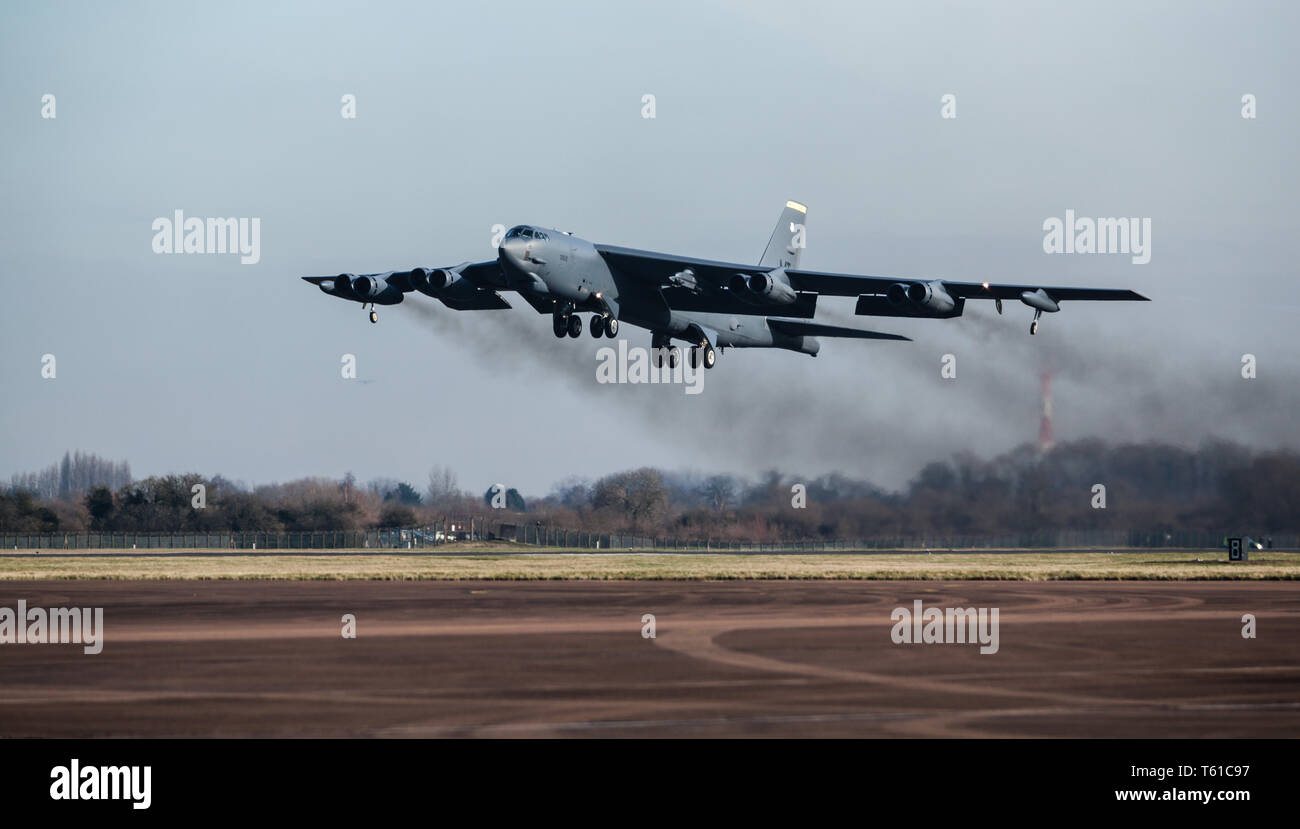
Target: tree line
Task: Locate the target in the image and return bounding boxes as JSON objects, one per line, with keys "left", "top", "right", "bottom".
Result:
{"left": 2, "top": 440, "right": 1297, "bottom": 538}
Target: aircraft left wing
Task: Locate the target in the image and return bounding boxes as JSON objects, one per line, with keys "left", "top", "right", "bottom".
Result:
{"left": 782, "top": 268, "right": 1147, "bottom": 330}
{"left": 595, "top": 244, "right": 765, "bottom": 284}
{"left": 595, "top": 244, "right": 818, "bottom": 317}
{"left": 783, "top": 269, "right": 1149, "bottom": 302}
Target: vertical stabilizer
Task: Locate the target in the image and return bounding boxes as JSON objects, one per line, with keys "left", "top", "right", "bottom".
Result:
{"left": 760, "top": 201, "right": 807, "bottom": 269}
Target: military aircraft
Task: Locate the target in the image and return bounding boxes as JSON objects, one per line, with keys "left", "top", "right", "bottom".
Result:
{"left": 302, "top": 201, "right": 1148, "bottom": 369}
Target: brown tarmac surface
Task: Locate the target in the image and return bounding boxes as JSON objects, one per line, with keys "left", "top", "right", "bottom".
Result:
{"left": 1, "top": 580, "right": 1297, "bottom": 737}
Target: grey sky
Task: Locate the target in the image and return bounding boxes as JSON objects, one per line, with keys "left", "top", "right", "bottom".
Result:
{"left": 2, "top": 0, "right": 1297, "bottom": 497}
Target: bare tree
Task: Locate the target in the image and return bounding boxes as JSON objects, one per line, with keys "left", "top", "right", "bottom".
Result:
{"left": 700, "top": 475, "right": 736, "bottom": 511}
{"left": 426, "top": 464, "right": 460, "bottom": 507}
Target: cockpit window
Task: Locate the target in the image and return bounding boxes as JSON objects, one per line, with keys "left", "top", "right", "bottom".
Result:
{"left": 505, "top": 226, "right": 548, "bottom": 241}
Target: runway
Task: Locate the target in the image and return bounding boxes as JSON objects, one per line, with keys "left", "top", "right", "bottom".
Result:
{"left": 1, "top": 580, "right": 1296, "bottom": 737}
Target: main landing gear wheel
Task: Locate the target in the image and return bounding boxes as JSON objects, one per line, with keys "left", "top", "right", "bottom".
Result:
{"left": 689, "top": 343, "right": 717, "bottom": 370}
{"left": 604, "top": 316, "right": 618, "bottom": 338}
{"left": 368, "top": 309, "right": 378, "bottom": 324}
{"left": 590, "top": 315, "right": 605, "bottom": 338}
{"left": 566, "top": 314, "right": 583, "bottom": 338}
{"left": 667, "top": 346, "right": 681, "bottom": 368}
{"left": 553, "top": 316, "right": 567, "bottom": 338}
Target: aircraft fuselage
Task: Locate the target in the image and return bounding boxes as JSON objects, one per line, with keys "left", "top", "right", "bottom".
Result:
{"left": 496, "top": 225, "right": 817, "bottom": 354}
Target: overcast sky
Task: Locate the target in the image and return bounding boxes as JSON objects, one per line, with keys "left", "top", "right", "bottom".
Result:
{"left": 1, "top": 0, "right": 1297, "bottom": 497}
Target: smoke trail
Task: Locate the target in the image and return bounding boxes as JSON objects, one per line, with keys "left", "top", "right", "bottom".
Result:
{"left": 399, "top": 288, "right": 1300, "bottom": 492}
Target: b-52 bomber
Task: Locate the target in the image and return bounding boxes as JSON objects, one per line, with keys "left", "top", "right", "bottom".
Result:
{"left": 302, "top": 201, "right": 1148, "bottom": 369}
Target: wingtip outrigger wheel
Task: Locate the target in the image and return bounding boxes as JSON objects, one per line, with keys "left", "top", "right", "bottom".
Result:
{"left": 1030, "top": 308, "right": 1041, "bottom": 335}
{"left": 995, "top": 298, "right": 1003, "bottom": 315}
{"left": 368, "top": 308, "right": 378, "bottom": 324}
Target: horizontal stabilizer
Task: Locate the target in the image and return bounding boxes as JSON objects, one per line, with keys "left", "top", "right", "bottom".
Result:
{"left": 767, "top": 318, "right": 910, "bottom": 341}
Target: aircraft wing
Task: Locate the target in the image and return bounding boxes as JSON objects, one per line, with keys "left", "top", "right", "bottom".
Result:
{"left": 302, "top": 261, "right": 512, "bottom": 311}
{"left": 661, "top": 286, "right": 818, "bottom": 318}
{"left": 457, "top": 260, "right": 510, "bottom": 290}
{"left": 595, "top": 244, "right": 817, "bottom": 316}
{"left": 516, "top": 291, "right": 558, "bottom": 314}
{"left": 595, "top": 247, "right": 1145, "bottom": 302}
{"left": 302, "top": 275, "right": 347, "bottom": 289}
{"left": 784, "top": 269, "right": 1149, "bottom": 303}
{"left": 437, "top": 282, "right": 512, "bottom": 310}
{"left": 595, "top": 244, "right": 765, "bottom": 286}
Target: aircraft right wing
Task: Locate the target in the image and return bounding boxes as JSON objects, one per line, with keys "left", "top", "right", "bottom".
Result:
{"left": 303, "top": 261, "right": 512, "bottom": 315}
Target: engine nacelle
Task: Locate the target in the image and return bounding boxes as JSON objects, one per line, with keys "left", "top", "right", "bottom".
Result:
{"left": 408, "top": 267, "right": 456, "bottom": 297}
{"left": 321, "top": 274, "right": 357, "bottom": 296}
{"left": 906, "top": 280, "right": 956, "bottom": 314}
{"left": 351, "top": 274, "right": 380, "bottom": 297}
{"left": 732, "top": 270, "right": 798, "bottom": 305}
{"left": 350, "top": 273, "right": 404, "bottom": 305}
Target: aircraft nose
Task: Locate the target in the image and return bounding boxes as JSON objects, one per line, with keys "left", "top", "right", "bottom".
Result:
{"left": 498, "top": 236, "right": 525, "bottom": 265}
